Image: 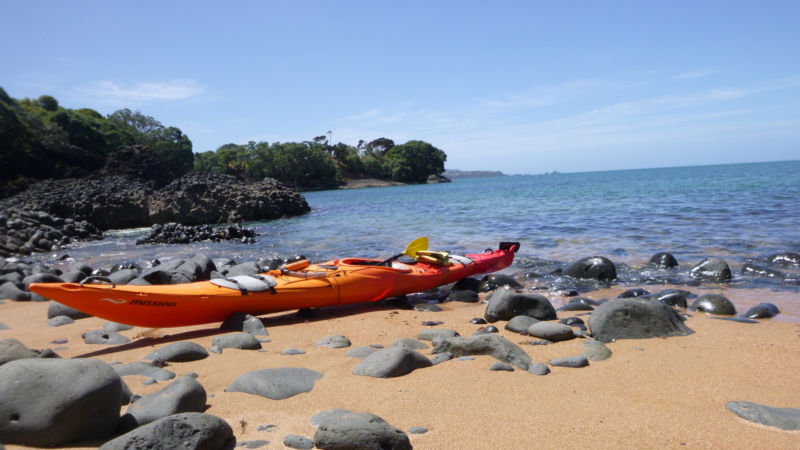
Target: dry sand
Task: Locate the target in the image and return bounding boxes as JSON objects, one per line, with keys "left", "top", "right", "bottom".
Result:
{"left": 2, "top": 284, "right": 800, "bottom": 449}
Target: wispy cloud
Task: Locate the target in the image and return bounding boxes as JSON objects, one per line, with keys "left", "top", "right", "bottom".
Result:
{"left": 73, "top": 79, "right": 207, "bottom": 104}
{"left": 329, "top": 74, "right": 800, "bottom": 172}
{"left": 673, "top": 68, "right": 717, "bottom": 80}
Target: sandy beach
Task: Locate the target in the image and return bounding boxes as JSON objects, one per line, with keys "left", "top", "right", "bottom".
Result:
{"left": 2, "top": 281, "right": 799, "bottom": 449}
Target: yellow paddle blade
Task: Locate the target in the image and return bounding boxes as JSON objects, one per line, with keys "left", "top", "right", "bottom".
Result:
{"left": 403, "top": 236, "right": 428, "bottom": 259}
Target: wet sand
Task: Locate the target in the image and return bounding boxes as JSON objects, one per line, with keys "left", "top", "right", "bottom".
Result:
{"left": 2, "top": 284, "right": 800, "bottom": 449}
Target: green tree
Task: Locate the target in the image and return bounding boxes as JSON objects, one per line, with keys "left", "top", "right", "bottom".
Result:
{"left": 108, "top": 108, "right": 193, "bottom": 178}
{"left": 385, "top": 140, "right": 446, "bottom": 182}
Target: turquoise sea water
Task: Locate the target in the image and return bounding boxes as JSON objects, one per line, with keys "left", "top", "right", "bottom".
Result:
{"left": 53, "top": 160, "right": 800, "bottom": 272}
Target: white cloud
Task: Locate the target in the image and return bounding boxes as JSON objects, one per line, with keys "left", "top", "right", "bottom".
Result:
{"left": 73, "top": 79, "right": 207, "bottom": 104}
{"left": 673, "top": 69, "right": 717, "bottom": 80}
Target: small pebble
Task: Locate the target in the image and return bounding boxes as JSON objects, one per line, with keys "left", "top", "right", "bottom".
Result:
{"left": 469, "top": 317, "right": 487, "bottom": 324}
{"left": 50, "top": 339, "right": 68, "bottom": 344}
{"left": 281, "top": 348, "right": 306, "bottom": 355}
{"left": 455, "top": 356, "right": 475, "bottom": 362}
{"left": 257, "top": 424, "right": 278, "bottom": 432}
{"left": 422, "top": 320, "right": 444, "bottom": 326}
{"left": 408, "top": 426, "right": 428, "bottom": 434}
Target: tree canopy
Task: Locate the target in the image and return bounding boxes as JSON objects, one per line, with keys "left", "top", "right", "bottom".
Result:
{"left": 0, "top": 87, "right": 193, "bottom": 184}
{"left": 1, "top": 87, "right": 448, "bottom": 191}
{"left": 193, "top": 137, "right": 447, "bottom": 189}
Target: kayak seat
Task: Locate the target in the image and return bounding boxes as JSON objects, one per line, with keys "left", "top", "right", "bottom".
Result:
{"left": 448, "top": 254, "right": 475, "bottom": 265}
{"left": 210, "top": 275, "right": 278, "bottom": 295}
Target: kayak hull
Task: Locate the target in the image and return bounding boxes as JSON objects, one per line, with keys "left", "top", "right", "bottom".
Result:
{"left": 29, "top": 244, "right": 518, "bottom": 328}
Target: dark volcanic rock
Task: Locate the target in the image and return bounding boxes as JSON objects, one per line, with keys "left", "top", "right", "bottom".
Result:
{"left": 82, "top": 329, "right": 131, "bottom": 345}
{"left": 726, "top": 401, "right": 800, "bottom": 430}
{"left": 649, "top": 252, "right": 678, "bottom": 268}
{"left": 527, "top": 322, "right": 576, "bottom": 342}
{"left": 391, "top": 337, "right": 428, "bottom": 350}
{"left": 352, "top": 347, "right": 432, "bottom": 378}
{"left": 417, "top": 329, "right": 459, "bottom": 342}
{"left": 211, "top": 332, "right": 262, "bottom": 351}
{"left": 742, "top": 303, "right": 780, "bottom": 319}
{"left": 505, "top": 315, "right": 539, "bottom": 333}
{"left": 220, "top": 313, "right": 268, "bottom": 336}
{"left": 766, "top": 252, "right": 800, "bottom": 268}
{"left": 485, "top": 289, "right": 556, "bottom": 322}
{"left": 227, "top": 367, "right": 322, "bottom": 399}
{"left": 101, "top": 145, "right": 171, "bottom": 187}
{"left": 313, "top": 412, "right": 411, "bottom": 450}
{"left": 741, "top": 263, "right": 784, "bottom": 279}
{"left": 588, "top": 298, "right": 695, "bottom": 343}
{"left": 148, "top": 172, "right": 310, "bottom": 225}
{"left": 316, "top": 335, "right": 352, "bottom": 349}
{"left": 445, "top": 289, "right": 479, "bottom": 303}
{"left": 0, "top": 338, "right": 39, "bottom": 366}
{"left": 136, "top": 222, "right": 257, "bottom": 245}
{"left": 432, "top": 334, "right": 531, "bottom": 370}
{"left": 284, "top": 434, "right": 314, "bottom": 449}
{"left": 550, "top": 355, "right": 589, "bottom": 368}
{"left": 690, "top": 294, "right": 736, "bottom": 315}
{"left": 653, "top": 291, "right": 688, "bottom": 308}
{"left": 689, "top": 257, "right": 732, "bottom": 282}
{"left": 100, "top": 413, "right": 234, "bottom": 450}
{"left": 122, "top": 376, "right": 207, "bottom": 428}
{"left": 144, "top": 342, "right": 210, "bottom": 362}
{"left": 113, "top": 362, "right": 176, "bottom": 382}
{"left": 581, "top": 339, "right": 613, "bottom": 361}
{"left": 0, "top": 358, "right": 122, "bottom": 446}
{"left": 564, "top": 256, "right": 617, "bottom": 281}
{"left": 480, "top": 274, "right": 522, "bottom": 292}
{"left": 47, "top": 301, "right": 92, "bottom": 320}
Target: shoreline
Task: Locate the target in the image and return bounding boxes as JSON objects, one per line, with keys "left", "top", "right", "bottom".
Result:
{"left": 2, "top": 278, "right": 800, "bottom": 448}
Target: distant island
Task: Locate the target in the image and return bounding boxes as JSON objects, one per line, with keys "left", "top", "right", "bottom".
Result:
{"left": 444, "top": 169, "right": 505, "bottom": 178}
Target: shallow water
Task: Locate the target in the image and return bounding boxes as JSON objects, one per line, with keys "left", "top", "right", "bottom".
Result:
{"left": 19, "top": 160, "right": 800, "bottom": 319}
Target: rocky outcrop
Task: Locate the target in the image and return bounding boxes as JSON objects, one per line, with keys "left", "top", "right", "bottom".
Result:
{"left": 147, "top": 172, "right": 309, "bottom": 225}
{"left": 0, "top": 172, "right": 310, "bottom": 256}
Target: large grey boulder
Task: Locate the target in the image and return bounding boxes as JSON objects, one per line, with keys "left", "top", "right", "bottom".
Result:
{"left": 563, "top": 256, "right": 617, "bottom": 281}
{"left": 484, "top": 289, "right": 556, "bottom": 322}
{"left": 689, "top": 257, "right": 732, "bottom": 282}
{"left": 588, "top": 298, "right": 694, "bottom": 342}
{"left": 100, "top": 412, "right": 234, "bottom": 450}
{"left": 122, "top": 375, "right": 207, "bottom": 428}
{"left": 313, "top": 412, "right": 411, "bottom": 450}
{"left": 0, "top": 358, "right": 122, "bottom": 446}
{"left": 227, "top": 367, "right": 322, "bottom": 400}
{"left": 588, "top": 298, "right": 694, "bottom": 343}
{"left": 432, "top": 334, "right": 531, "bottom": 370}
{"left": 353, "top": 346, "right": 432, "bottom": 378}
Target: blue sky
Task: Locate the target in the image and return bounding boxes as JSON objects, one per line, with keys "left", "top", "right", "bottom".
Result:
{"left": 2, "top": 1, "right": 798, "bottom": 174}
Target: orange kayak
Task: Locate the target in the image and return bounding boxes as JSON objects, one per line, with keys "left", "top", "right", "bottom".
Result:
{"left": 29, "top": 242, "right": 519, "bottom": 328}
